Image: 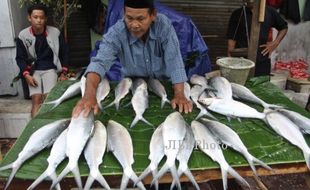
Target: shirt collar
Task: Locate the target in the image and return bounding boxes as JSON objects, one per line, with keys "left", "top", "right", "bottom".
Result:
{"left": 128, "top": 22, "right": 156, "bottom": 45}
{"left": 29, "top": 26, "right": 48, "bottom": 36}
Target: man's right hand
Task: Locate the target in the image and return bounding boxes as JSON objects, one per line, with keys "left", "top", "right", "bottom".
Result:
{"left": 25, "top": 74, "right": 37, "bottom": 87}
{"left": 72, "top": 96, "right": 100, "bottom": 118}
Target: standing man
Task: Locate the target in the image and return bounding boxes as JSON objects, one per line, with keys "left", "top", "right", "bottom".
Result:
{"left": 16, "top": 3, "right": 69, "bottom": 117}
{"left": 73, "top": 0, "right": 192, "bottom": 117}
{"left": 227, "top": 0, "right": 288, "bottom": 76}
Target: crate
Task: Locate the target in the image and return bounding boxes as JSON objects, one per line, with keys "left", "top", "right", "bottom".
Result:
{"left": 286, "top": 77, "right": 310, "bottom": 93}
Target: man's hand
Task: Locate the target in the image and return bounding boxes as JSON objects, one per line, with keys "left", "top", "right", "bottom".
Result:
{"left": 171, "top": 83, "right": 193, "bottom": 114}
{"left": 260, "top": 40, "right": 279, "bottom": 56}
{"left": 72, "top": 96, "right": 100, "bottom": 118}
{"left": 24, "top": 74, "right": 37, "bottom": 87}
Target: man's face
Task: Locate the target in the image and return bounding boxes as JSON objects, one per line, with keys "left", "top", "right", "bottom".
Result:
{"left": 28, "top": 10, "right": 47, "bottom": 31}
{"left": 124, "top": 6, "right": 156, "bottom": 39}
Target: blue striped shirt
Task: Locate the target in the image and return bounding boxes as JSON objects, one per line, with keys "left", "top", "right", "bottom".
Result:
{"left": 85, "top": 14, "right": 187, "bottom": 84}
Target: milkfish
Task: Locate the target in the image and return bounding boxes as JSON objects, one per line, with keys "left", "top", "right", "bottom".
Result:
{"left": 44, "top": 81, "right": 82, "bottom": 110}
{"left": 231, "top": 82, "right": 283, "bottom": 109}
{"left": 190, "top": 74, "right": 215, "bottom": 91}
{"left": 198, "top": 97, "right": 266, "bottom": 120}
{"left": 200, "top": 118, "right": 272, "bottom": 177}
{"left": 171, "top": 125, "right": 200, "bottom": 190}
{"left": 148, "top": 78, "right": 170, "bottom": 108}
{"left": 152, "top": 112, "right": 187, "bottom": 190}
{"left": 105, "top": 77, "right": 132, "bottom": 110}
{"left": 265, "top": 110, "right": 310, "bottom": 170}
{"left": 83, "top": 120, "right": 110, "bottom": 190}
{"left": 136, "top": 124, "right": 164, "bottom": 190}
{"left": 209, "top": 76, "right": 232, "bottom": 99}
{"left": 51, "top": 110, "right": 94, "bottom": 190}
{"left": 278, "top": 109, "right": 310, "bottom": 134}
{"left": 190, "top": 85, "right": 217, "bottom": 120}
{"left": 0, "top": 118, "right": 70, "bottom": 190}
{"left": 130, "top": 79, "right": 153, "bottom": 128}
{"left": 191, "top": 121, "right": 250, "bottom": 190}
{"left": 106, "top": 120, "right": 146, "bottom": 190}
{"left": 27, "top": 129, "right": 68, "bottom": 190}
{"left": 96, "top": 77, "right": 110, "bottom": 111}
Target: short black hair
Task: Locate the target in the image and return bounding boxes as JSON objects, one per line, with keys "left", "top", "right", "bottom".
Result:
{"left": 27, "top": 3, "right": 48, "bottom": 16}
{"left": 124, "top": 0, "right": 154, "bottom": 10}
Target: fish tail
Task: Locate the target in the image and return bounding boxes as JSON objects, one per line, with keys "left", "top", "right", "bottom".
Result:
{"left": 98, "top": 101, "right": 104, "bottom": 111}
{"left": 227, "top": 165, "right": 250, "bottom": 188}
{"left": 252, "top": 156, "right": 272, "bottom": 171}
{"left": 104, "top": 101, "right": 115, "bottom": 109}
{"left": 50, "top": 165, "right": 70, "bottom": 190}
{"left": 83, "top": 175, "right": 95, "bottom": 190}
{"left": 27, "top": 170, "right": 49, "bottom": 190}
{"left": 203, "top": 109, "right": 218, "bottom": 121}
{"left": 130, "top": 173, "right": 146, "bottom": 190}
{"left": 170, "top": 179, "right": 176, "bottom": 190}
{"left": 263, "top": 103, "right": 284, "bottom": 110}
{"left": 170, "top": 164, "right": 181, "bottom": 190}
{"left": 136, "top": 166, "right": 151, "bottom": 185}
{"left": 96, "top": 173, "right": 111, "bottom": 190}
{"left": 0, "top": 162, "right": 13, "bottom": 171}
{"left": 141, "top": 117, "right": 154, "bottom": 128}
{"left": 220, "top": 166, "right": 228, "bottom": 190}
{"left": 4, "top": 164, "right": 20, "bottom": 190}
{"left": 86, "top": 168, "right": 110, "bottom": 190}
{"left": 303, "top": 150, "right": 310, "bottom": 170}
{"left": 49, "top": 172, "right": 62, "bottom": 190}
{"left": 246, "top": 157, "right": 258, "bottom": 177}
{"left": 71, "top": 166, "right": 83, "bottom": 189}
{"left": 130, "top": 115, "right": 140, "bottom": 128}
{"left": 152, "top": 163, "right": 169, "bottom": 185}
{"left": 115, "top": 101, "right": 120, "bottom": 110}
{"left": 120, "top": 174, "right": 130, "bottom": 190}
{"left": 151, "top": 168, "right": 159, "bottom": 190}
{"left": 43, "top": 100, "right": 60, "bottom": 110}
{"left": 184, "top": 169, "right": 200, "bottom": 190}
{"left": 160, "top": 97, "right": 170, "bottom": 109}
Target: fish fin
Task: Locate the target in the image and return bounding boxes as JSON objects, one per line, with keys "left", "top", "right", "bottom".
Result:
{"left": 96, "top": 172, "right": 111, "bottom": 190}
{"left": 170, "top": 164, "right": 181, "bottom": 190}
{"left": 4, "top": 164, "right": 20, "bottom": 190}
{"left": 130, "top": 173, "right": 146, "bottom": 190}
{"left": 252, "top": 156, "right": 272, "bottom": 171}
{"left": 123, "top": 101, "right": 132, "bottom": 108}
{"left": 0, "top": 163, "right": 13, "bottom": 171}
{"left": 237, "top": 118, "right": 242, "bottom": 123}
{"left": 136, "top": 166, "right": 151, "bottom": 185}
{"left": 115, "top": 101, "right": 120, "bottom": 110}
{"left": 50, "top": 165, "right": 70, "bottom": 190}
{"left": 71, "top": 166, "right": 83, "bottom": 189}
{"left": 227, "top": 166, "right": 250, "bottom": 188}
{"left": 43, "top": 100, "right": 60, "bottom": 110}
{"left": 152, "top": 163, "right": 169, "bottom": 185}
{"left": 27, "top": 170, "right": 49, "bottom": 190}
{"left": 264, "top": 103, "right": 284, "bottom": 110}
{"left": 104, "top": 101, "right": 115, "bottom": 110}
{"left": 141, "top": 117, "right": 154, "bottom": 128}
{"left": 220, "top": 166, "right": 228, "bottom": 190}
{"left": 120, "top": 174, "right": 130, "bottom": 190}
{"left": 184, "top": 169, "right": 200, "bottom": 190}
{"left": 130, "top": 115, "right": 140, "bottom": 128}
{"left": 83, "top": 175, "right": 95, "bottom": 190}
{"left": 98, "top": 101, "right": 104, "bottom": 111}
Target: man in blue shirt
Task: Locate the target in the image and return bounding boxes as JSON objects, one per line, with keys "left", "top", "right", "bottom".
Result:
{"left": 73, "top": 0, "right": 192, "bottom": 117}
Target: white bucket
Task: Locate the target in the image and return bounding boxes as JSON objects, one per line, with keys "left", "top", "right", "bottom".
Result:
{"left": 216, "top": 57, "right": 255, "bottom": 85}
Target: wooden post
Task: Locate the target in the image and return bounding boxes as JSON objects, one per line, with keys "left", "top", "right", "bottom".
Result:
{"left": 259, "top": 0, "right": 266, "bottom": 22}
{"left": 63, "top": 0, "right": 68, "bottom": 42}
{"left": 247, "top": 0, "right": 261, "bottom": 77}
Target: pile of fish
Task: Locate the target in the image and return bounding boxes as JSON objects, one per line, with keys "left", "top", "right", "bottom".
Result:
{"left": 1, "top": 74, "right": 310, "bottom": 190}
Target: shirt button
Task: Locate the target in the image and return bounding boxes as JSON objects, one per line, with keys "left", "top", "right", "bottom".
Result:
{"left": 146, "top": 59, "right": 149, "bottom": 62}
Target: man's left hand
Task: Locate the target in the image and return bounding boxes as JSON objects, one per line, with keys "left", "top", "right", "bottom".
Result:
{"left": 171, "top": 94, "right": 193, "bottom": 114}
{"left": 260, "top": 40, "right": 279, "bottom": 56}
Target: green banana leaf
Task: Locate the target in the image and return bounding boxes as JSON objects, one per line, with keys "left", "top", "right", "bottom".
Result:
{"left": 0, "top": 76, "right": 310, "bottom": 180}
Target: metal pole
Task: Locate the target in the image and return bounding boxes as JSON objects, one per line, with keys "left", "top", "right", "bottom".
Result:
{"left": 63, "top": 0, "right": 68, "bottom": 42}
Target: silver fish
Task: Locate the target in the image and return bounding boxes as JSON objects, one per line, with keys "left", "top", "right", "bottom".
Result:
{"left": 44, "top": 81, "right": 81, "bottom": 110}
{"left": 131, "top": 78, "right": 147, "bottom": 94}
{"left": 27, "top": 129, "right": 68, "bottom": 190}
{"left": 107, "top": 120, "right": 146, "bottom": 190}
{"left": 96, "top": 77, "right": 110, "bottom": 111}
{"left": 171, "top": 125, "right": 200, "bottom": 190}
{"left": 136, "top": 124, "right": 164, "bottom": 190}
{"left": 105, "top": 78, "right": 132, "bottom": 110}
{"left": 200, "top": 118, "right": 272, "bottom": 177}
{"left": 278, "top": 109, "right": 310, "bottom": 134}
{"left": 191, "top": 121, "right": 249, "bottom": 190}
{"left": 209, "top": 76, "right": 232, "bottom": 99}
{"left": 265, "top": 110, "right": 310, "bottom": 169}
{"left": 130, "top": 82, "right": 153, "bottom": 128}
{"left": 83, "top": 120, "right": 110, "bottom": 190}
{"left": 51, "top": 110, "right": 94, "bottom": 190}
{"left": 190, "top": 85, "right": 217, "bottom": 120}
{"left": 199, "top": 97, "right": 265, "bottom": 120}
{"left": 152, "top": 112, "right": 187, "bottom": 190}
{"left": 0, "top": 119, "right": 70, "bottom": 190}
{"left": 190, "top": 74, "right": 208, "bottom": 88}
{"left": 231, "top": 82, "right": 283, "bottom": 109}
{"left": 148, "top": 78, "right": 170, "bottom": 108}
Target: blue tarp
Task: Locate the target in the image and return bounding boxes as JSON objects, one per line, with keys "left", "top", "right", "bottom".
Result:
{"left": 93, "top": 0, "right": 212, "bottom": 81}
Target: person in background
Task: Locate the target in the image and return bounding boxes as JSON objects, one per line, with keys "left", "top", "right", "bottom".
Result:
{"left": 72, "top": 0, "right": 192, "bottom": 117}
{"left": 227, "top": 0, "right": 288, "bottom": 76}
{"left": 16, "top": 3, "right": 69, "bottom": 117}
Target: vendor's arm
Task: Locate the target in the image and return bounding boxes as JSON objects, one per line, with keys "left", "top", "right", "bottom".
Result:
{"left": 227, "top": 39, "right": 237, "bottom": 57}
{"left": 72, "top": 72, "right": 101, "bottom": 117}
{"left": 171, "top": 83, "right": 192, "bottom": 114}
{"left": 260, "top": 28, "right": 287, "bottom": 56}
